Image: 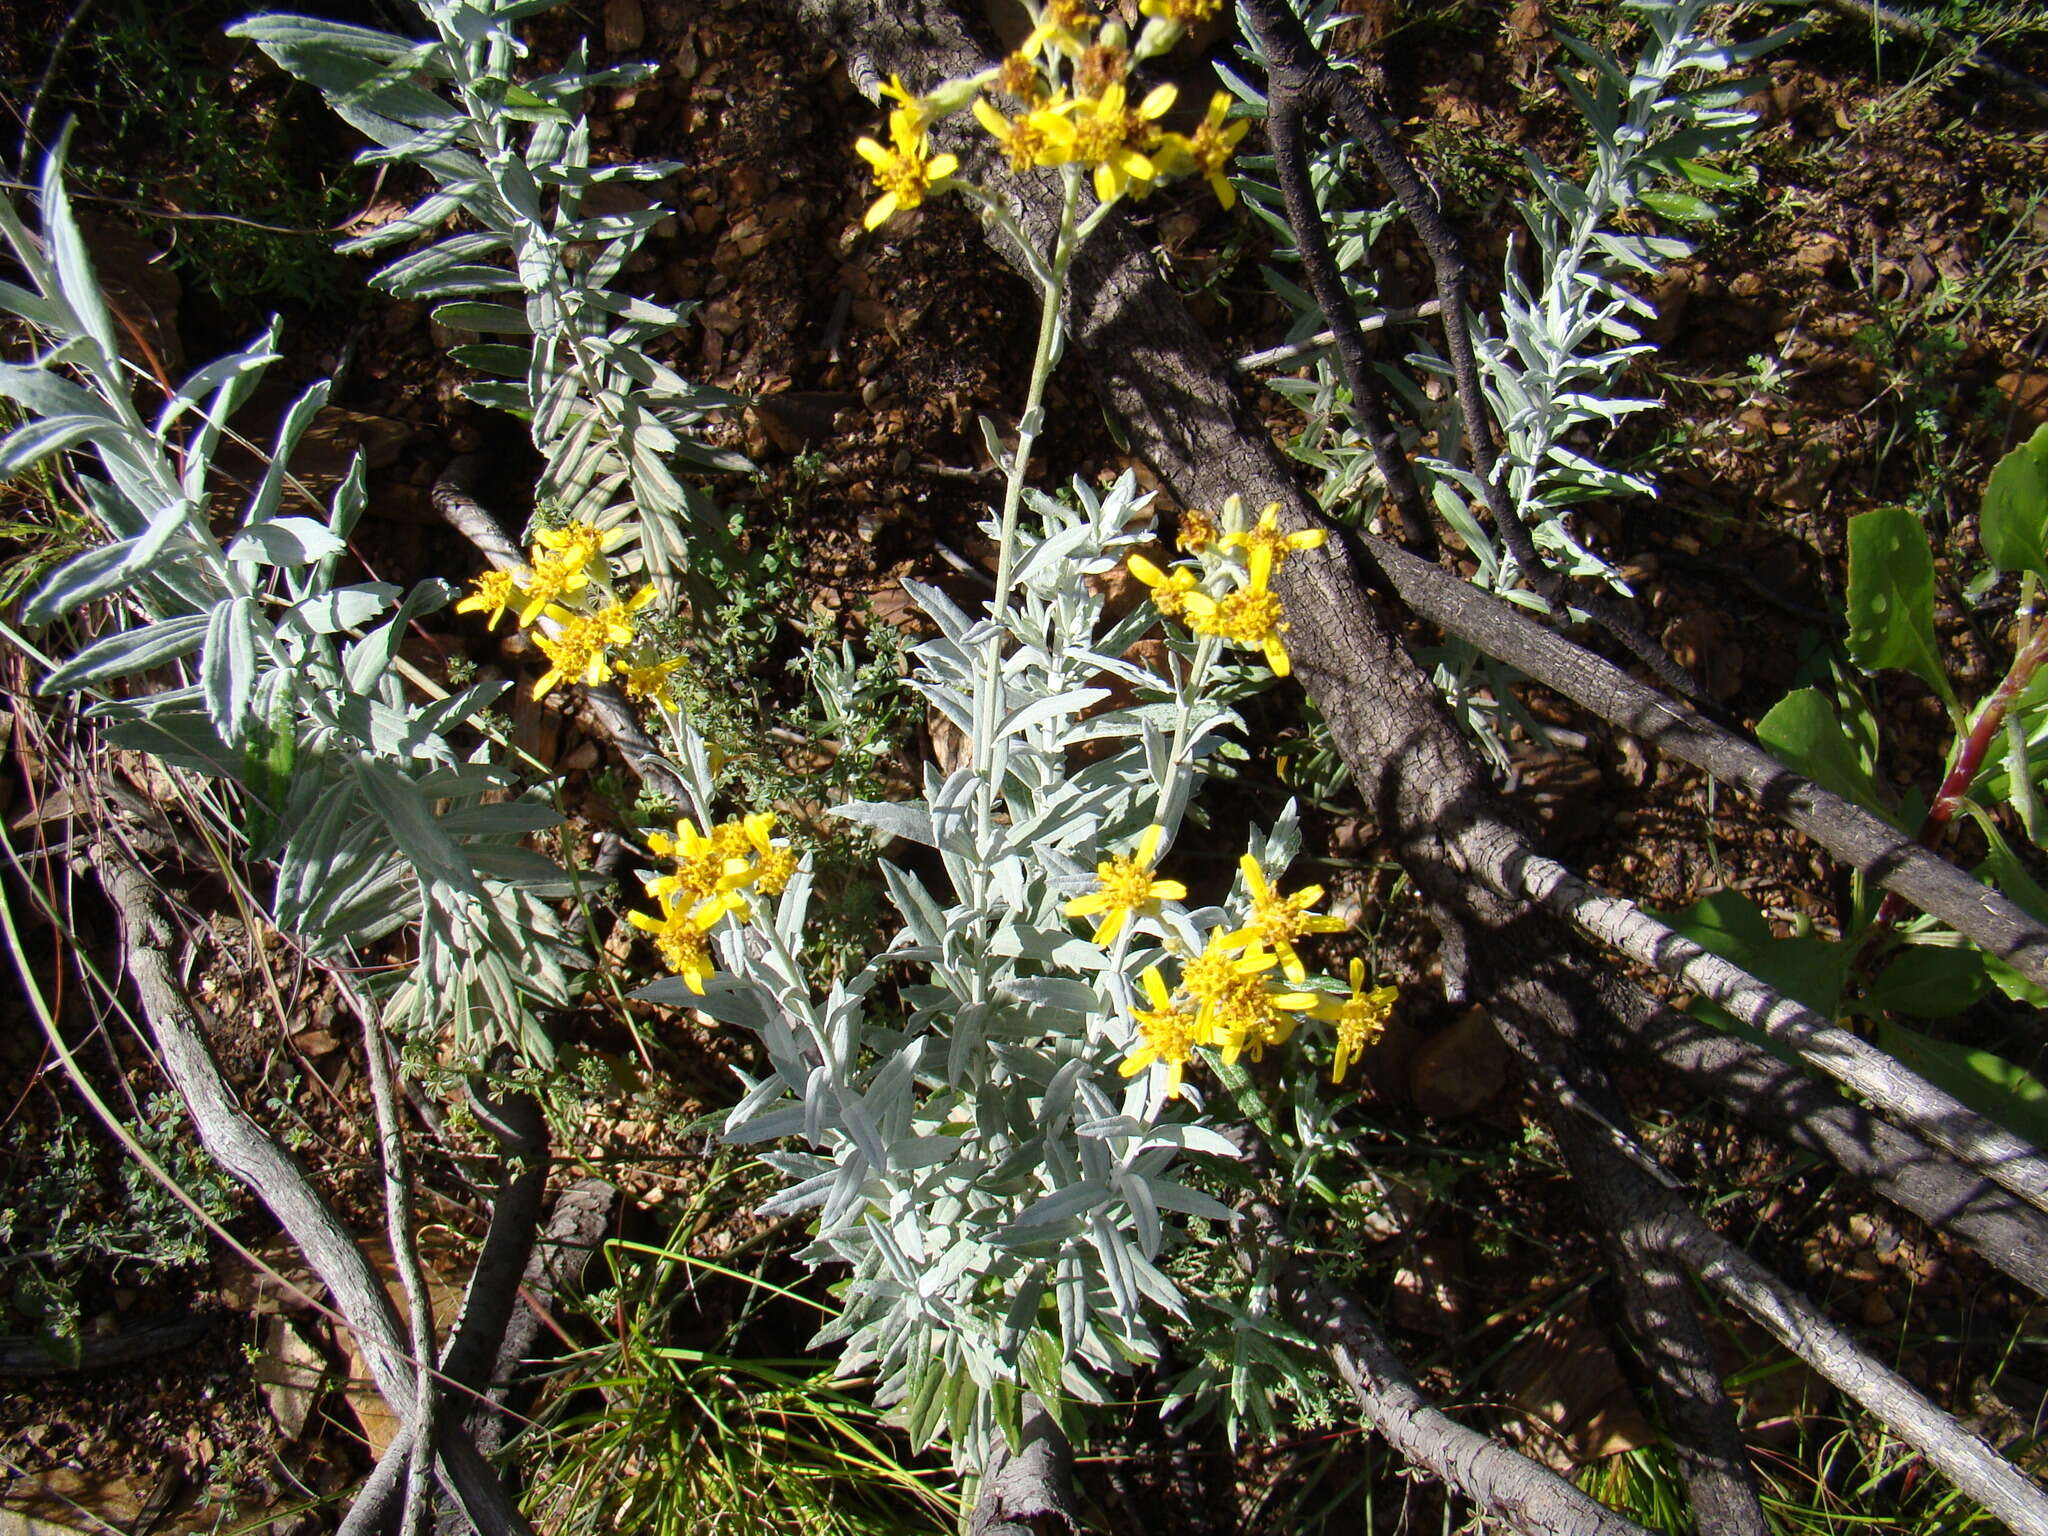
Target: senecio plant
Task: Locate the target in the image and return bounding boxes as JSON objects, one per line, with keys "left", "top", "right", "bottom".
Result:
{"left": 612, "top": 2, "right": 1396, "bottom": 1469}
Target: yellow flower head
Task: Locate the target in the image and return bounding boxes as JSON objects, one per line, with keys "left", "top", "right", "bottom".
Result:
{"left": 1139, "top": 0, "right": 1221, "bottom": 22}
{"left": 629, "top": 894, "right": 717, "bottom": 994}
{"left": 454, "top": 567, "right": 527, "bottom": 631}
{"left": 1222, "top": 500, "right": 1327, "bottom": 586}
{"left": 1183, "top": 580, "right": 1294, "bottom": 677}
{"left": 1023, "top": 0, "right": 1100, "bottom": 60}
{"left": 616, "top": 653, "right": 685, "bottom": 706}
{"left": 1152, "top": 92, "right": 1248, "bottom": 209}
{"left": 998, "top": 50, "right": 1045, "bottom": 103}
{"left": 1063, "top": 822, "right": 1186, "bottom": 946}
{"left": 516, "top": 552, "right": 590, "bottom": 626}
{"left": 1126, "top": 551, "right": 1199, "bottom": 620}
{"left": 855, "top": 114, "right": 960, "bottom": 230}
{"left": 1319, "top": 957, "right": 1397, "bottom": 1085}
{"left": 741, "top": 812, "right": 799, "bottom": 897}
{"left": 1179, "top": 934, "right": 1316, "bottom": 1064}
{"left": 1176, "top": 508, "right": 1218, "bottom": 553}
{"left": 879, "top": 73, "right": 929, "bottom": 136}
{"left": 1077, "top": 42, "right": 1130, "bottom": 97}
{"left": 1220, "top": 855, "right": 1349, "bottom": 982}
{"left": 532, "top": 520, "right": 621, "bottom": 569}
{"left": 648, "top": 815, "right": 759, "bottom": 929}
{"left": 973, "top": 96, "right": 1071, "bottom": 174}
{"left": 1059, "top": 80, "right": 1176, "bottom": 205}
{"left": 530, "top": 586, "right": 655, "bottom": 701}
{"left": 1119, "top": 966, "right": 1202, "bottom": 1099}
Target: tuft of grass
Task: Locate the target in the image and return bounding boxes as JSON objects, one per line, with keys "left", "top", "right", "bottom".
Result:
{"left": 518, "top": 1161, "right": 958, "bottom": 1536}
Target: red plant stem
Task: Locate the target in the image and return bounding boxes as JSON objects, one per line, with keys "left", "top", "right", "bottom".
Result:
{"left": 1871, "top": 623, "right": 2048, "bottom": 932}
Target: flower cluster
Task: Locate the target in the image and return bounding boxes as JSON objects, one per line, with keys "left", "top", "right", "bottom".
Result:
{"left": 1065, "top": 828, "right": 1393, "bottom": 1095}
{"left": 631, "top": 812, "right": 799, "bottom": 994}
{"left": 453, "top": 520, "right": 681, "bottom": 704}
{"left": 1129, "top": 495, "right": 1326, "bottom": 676}
{"left": 854, "top": 0, "right": 1249, "bottom": 229}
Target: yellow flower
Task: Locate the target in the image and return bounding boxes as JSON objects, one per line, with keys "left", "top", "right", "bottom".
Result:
{"left": 1126, "top": 552, "right": 1199, "bottom": 620}
{"left": 532, "top": 520, "right": 619, "bottom": 570}
{"left": 1063, "top": 822, "right": 1186, "bottom": 945}
{"left": 1153, "top": 91, "right": 1250, "bottom": 208}
{"left": 1318, "top": 958, "right": 1397, "bottom": 1085}
{"left": 972, "top": 96, "right": 1071, "bottom": 173}
{"left": 855, "top": 113, "right": 960, "bottom": 230}
{"left": 1179, "top": 935, "right": 1316, "bottom": 1064}
{"left": 615, "top": 653, "right": 685, "bottom": 706}
{"left": 1139, "top": 0, "right": 1220, "bottom": 22}
{"left": 879, "top": 73, "right": 930, "bottom": 136}
{"left": 1176, "top": 508, "right": 1218, "bottom": 553}
{"left": 1076, "top": 42, "right": 1129, "bottom": 98}
{"left": 1222, "top": 499, "right": 1327, "bottom": 585}
{"left": 1059, "top": 80, "right": 1176, "bottom": 204}
{"left": 1023, "top": 0, "right": 1100, "bottom": 60}
{"left": 1119, "top": 966, "right": 1202, "bottom": 1098}
{"left": 530, "top": 586, "right": 655, "bottom": 700}
{"left": 1183, "top": 579, "right": 1294, "bottom": 677}
{"left": 516, "top": 551, "right": 590, "bottom": 626}
{"left": 454, "top": 567, "right": 527, "bottom": 630}
{"left": 740, "top": 812, "right": 799, "bottom": 897}
{"left": 1219, "top": 855, "right": 1349, "bottom": 982}
{"left": 997, "top": 50, "right": 1045, "bottom": 103}
{"left": 629, "top": 894, "right": 717, "bottom": 994}
{"left": 648, "top": 815, "right": 760, "bottom": 928}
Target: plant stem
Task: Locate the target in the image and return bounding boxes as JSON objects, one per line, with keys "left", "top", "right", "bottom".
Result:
{"left": 990, "top": 168, "right": 1082, "bottom": 613}
{"left": 1867, "top": 622, "right": 2048, "bottom": 937}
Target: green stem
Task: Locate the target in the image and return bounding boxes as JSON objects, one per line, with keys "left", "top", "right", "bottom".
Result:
{"left": 1149, "top": 633, "right": 1221, "bottom": 832}
{"left": 990, "top": 169, "right": 1083, "bottom": 613}
{"left": 1211, "top": 1053, "right": 1279, "bottom": 1147}
{"left": 968, "top": 169, "right": 1083, "bottom": 896}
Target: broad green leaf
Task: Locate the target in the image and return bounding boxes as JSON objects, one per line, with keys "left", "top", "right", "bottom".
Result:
{"left": 1845, "top": 505, "right": 1952, "bottom": 705}
{"left": 1755, "top": 687, "right": 1892, "bottom": 820}
{"left": 1659, "top": 889, "right": 1848, "bottom": 1056}
{"left": 1861, "top": 944, "right": 1989, "bottom": 1019}
{"left": 1877, "top": 1019, "right": 2048, "bottom": 1151}
{"left": 1639, "top": 188, "right": 1720, "bottom": 223}
{"left": 1980, "top": 422, "right": 2048, "bottom": 581}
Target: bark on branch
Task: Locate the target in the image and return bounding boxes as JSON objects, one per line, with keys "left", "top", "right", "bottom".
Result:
{"left": 1514, "top": 847, "right": 2048, "bottom": 1214}
{"left": 1246, "top": 1197, "right": 1660, "bottom": 1536}
{"left": 1611, "top": 1003, "right": 2048, "bottom": 1300}
{"left": 95, "top": 840, "right": 535, "bottom": 1536}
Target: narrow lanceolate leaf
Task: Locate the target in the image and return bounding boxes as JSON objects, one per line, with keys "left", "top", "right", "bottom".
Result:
{"left": 353, "top": 756, "right": 480, "bottom": 904}
{"left": 831, "top": 798, "right": 935, "bottom": 847}
{"left": 0, "top": 414, "right": 105, "bottom": 479}
{"left": 41, "top": 611, "right": 208, "bottom": 693}
{"left": 21, "top": 539, "right": 138, "bottom": 626}
{"left": 40, "top": 132, "right": 120, "bottom": 369}
{"left": 227, "top": 515, "right": 348, "bottom": 568}
{"left": 202, "top": 596, "right": 262, "bottom": 738}
{"left": 1845, "top": 506, "right": 1953, "bottom": 707}
{"left": 238, "top": 380, "right": 333, "bottom": 532}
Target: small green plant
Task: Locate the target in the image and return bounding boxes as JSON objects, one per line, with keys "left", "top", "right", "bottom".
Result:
{"left": 63, "top": 0, "right": 354, "bottom": 310}
{"left": 0, "top": 1097, "right": 241, "bottom": 1341}
{"left": 1668, "top": 425, "right": 2048, "bottom": 1138}
{"left": 524, "top": 1162, "right": 960, "bottom": 1536}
